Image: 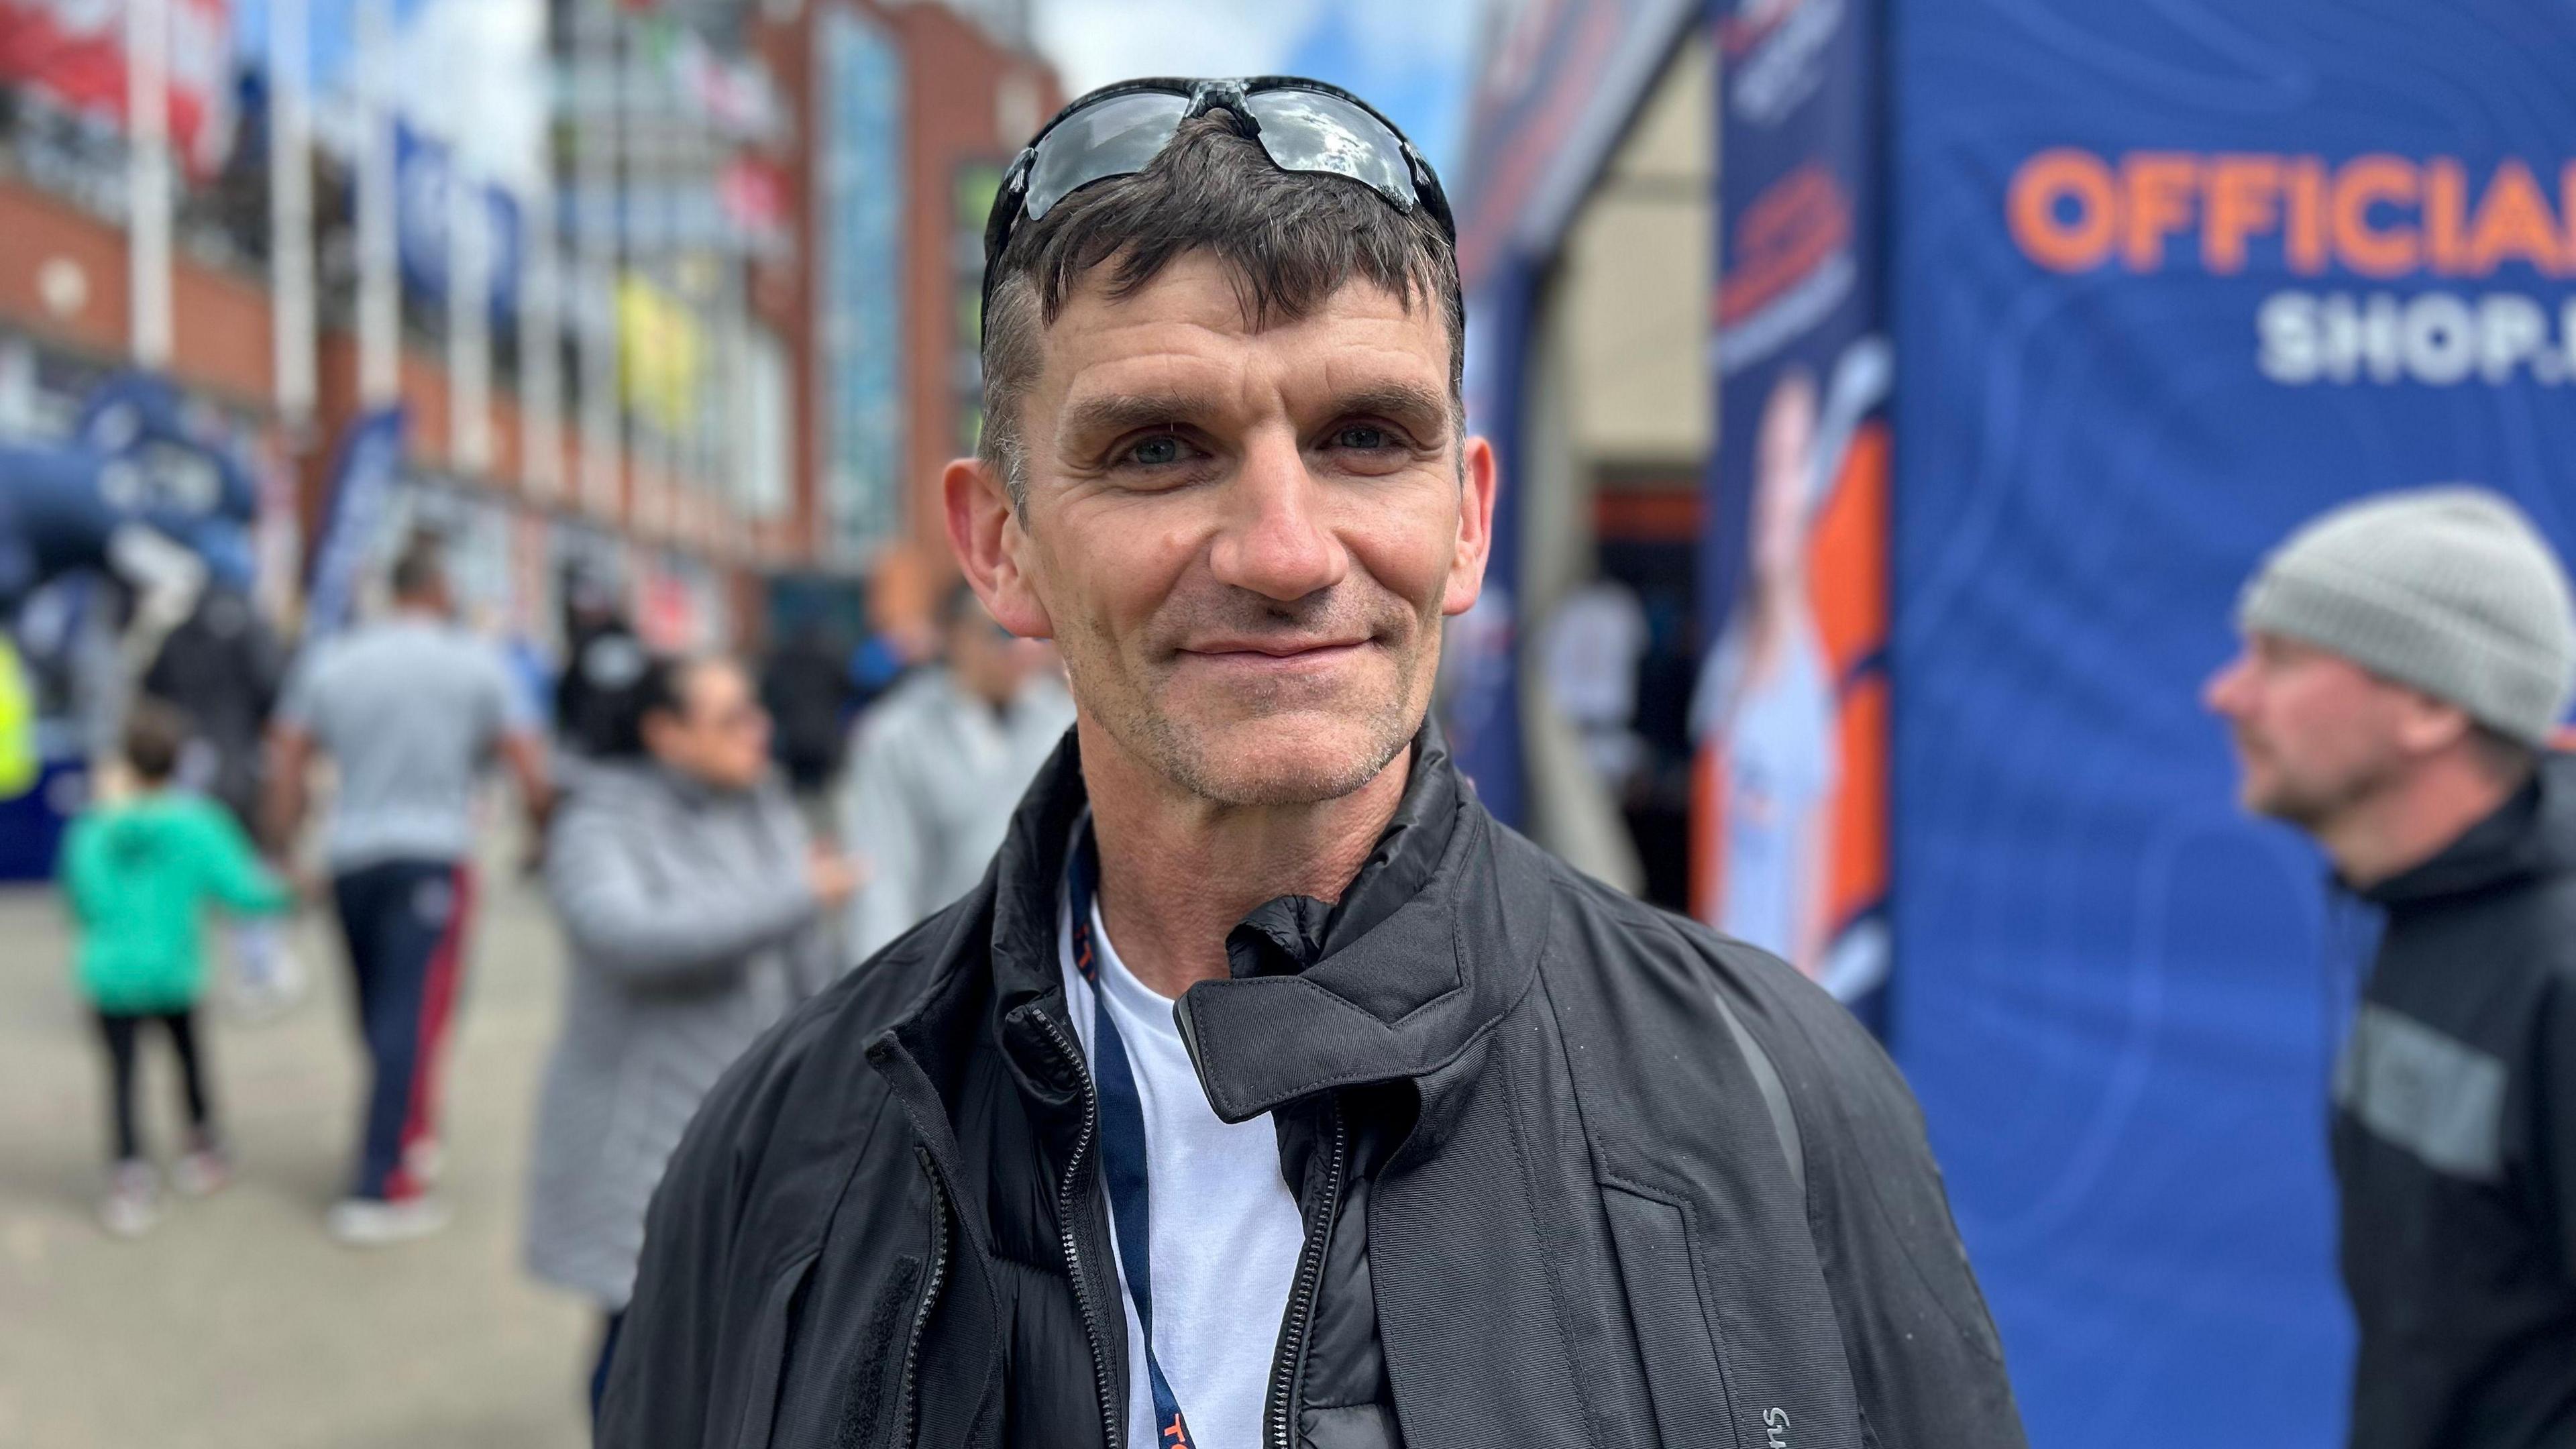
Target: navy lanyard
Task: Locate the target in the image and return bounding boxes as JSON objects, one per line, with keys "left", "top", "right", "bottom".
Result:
{"left": 1067, "top": 832, "right": 1199, "bottom": 1449}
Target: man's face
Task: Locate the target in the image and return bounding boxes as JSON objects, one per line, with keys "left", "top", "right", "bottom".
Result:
{"left": 1753, "top": 374, "right": 1818, "bottom": 585}
{"left": 959, "top": 254, "right": 1493, "bottom": 806}
{"left": 2204, "top": 632, "right": 2424, "bottom": 829}
{"left": 645, "top": 659, "right": 773, "bottom": 792}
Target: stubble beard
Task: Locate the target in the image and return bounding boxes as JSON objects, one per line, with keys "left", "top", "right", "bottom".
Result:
{"left": 2243, "top": 739, "right": 2402, "bottom": 837}
{"left": 1064, "top": 591, "right": 1441, "bottom": 808}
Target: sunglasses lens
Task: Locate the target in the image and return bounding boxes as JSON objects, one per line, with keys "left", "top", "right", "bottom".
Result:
{"left": 1241, "top": 89, "right": 1419, "bottom": 212}
{"left": 1025, "top": 91, "right": 1189, "bottom": 220}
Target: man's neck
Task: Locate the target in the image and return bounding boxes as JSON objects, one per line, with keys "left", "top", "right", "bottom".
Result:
{"left": 2322, "top": 752, "right": 2527, "bottom": 890}
{"left": 1081, "top": 723, "right": 1411, "bottom": 1001}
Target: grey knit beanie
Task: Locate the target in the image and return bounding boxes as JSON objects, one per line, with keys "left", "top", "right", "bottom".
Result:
{"left": 2238, "top": 486, "right": 2576, "bottom": 747}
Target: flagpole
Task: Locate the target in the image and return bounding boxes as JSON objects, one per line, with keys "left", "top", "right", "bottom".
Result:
{"left": 269, "top": 0, "right": 317, "bottom": 435}
{"left": 449, "top": 148, "right": 494, "bottom": 474}
{"left": 519, "top": 166, "right": 564, "bottom": 500}
{"left": 633, "top": 17, "right": 665, "bottom": 542}
{"left": 355, "top": 0, "right": 400, "bottom": 408}
{"left": 125, "top": 0, "right": 174, "bottom": 369}
{"left": 575, "top": 0, "right": 622, "bottom": 520}
{"left": 714, "top": 121, "right": 750, "bottom": 559}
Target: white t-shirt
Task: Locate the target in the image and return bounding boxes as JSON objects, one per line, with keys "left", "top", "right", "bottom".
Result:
{"left": 1059, "top": 886, "right": 1307, "bottom": 1449}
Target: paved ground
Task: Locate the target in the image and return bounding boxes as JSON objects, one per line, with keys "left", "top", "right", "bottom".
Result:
{"left": 0, "top": 847, "right": 594, "bottom": 1449}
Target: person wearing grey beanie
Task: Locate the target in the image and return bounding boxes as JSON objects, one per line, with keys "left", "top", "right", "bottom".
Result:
{"left": 2208, "top": 485, "right": 2576, "bottom": 1449}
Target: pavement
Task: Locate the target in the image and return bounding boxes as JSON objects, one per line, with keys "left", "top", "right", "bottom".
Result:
{"left": 0, "top": 849, "right": 594, "bottom": 1449}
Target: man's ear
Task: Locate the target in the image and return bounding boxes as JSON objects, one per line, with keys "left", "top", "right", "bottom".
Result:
{"left": 1442, "top": 434, "right": 1499, "bottom": 618}
{"left": 2395, "top": 690, "right": 2475, "bottom": 757}
{"left": 943, "top": 455, "right": 1054, "bottom": 639}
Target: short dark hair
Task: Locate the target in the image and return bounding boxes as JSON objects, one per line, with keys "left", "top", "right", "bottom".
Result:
{"left": 123, "top": 698, "right": 191, "bottom": 783}
{"left": 390, "top": 535, "right": 447, "bottom": 602}
{"left": 977, "top": 111, "right": 1465, "bottom": 511}
{"left": 602, "top": 653, "right": 688, "bottom": 760}
{"left": 605, "top": 653, "right": 737, "bottom": 759}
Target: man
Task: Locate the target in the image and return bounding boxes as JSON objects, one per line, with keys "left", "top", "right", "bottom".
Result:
{"left": 555, "top": 568, "right": 647, "bottom": 761}
{"left": 268, "top": 537, "right": 551, "bottom": 1244}
{"left": 606, "top": 79, "right": 2021, "bottom": 1449}
{"left": 144, "top": 556, "right": 301, "bottom": 1014}
{"left": 2208, "top": 487, "right": 2576, "bottom": 1449}
{"left": 839, "top": 581, "right": 1075, "bottom": 958}
{"left": 761, "top": 621, "right": 860, "bottom": 837}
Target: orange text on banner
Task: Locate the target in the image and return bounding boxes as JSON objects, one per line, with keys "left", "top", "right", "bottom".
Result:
{"left": 2006, "top": 148, "right": 2576, "bottom": 278}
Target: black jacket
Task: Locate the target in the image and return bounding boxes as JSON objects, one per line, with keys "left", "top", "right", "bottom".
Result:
{"left": 602, "top": 729, "right": 2025, "bottom": 1449}
{"left": 2340, "top": 754, "right": 2576, "bottom": 1449}
{"left": 558, "top": 621, "right": 647, "bottom": 758}
{"left": 761, "top": 637, "right": 855, "bottom": 792}
{"left": 141, "top": 585, "right": 284, "bottom": 827}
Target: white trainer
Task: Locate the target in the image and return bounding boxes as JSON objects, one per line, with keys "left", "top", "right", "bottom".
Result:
{"left": 325, "top": 1195, "right": 453, "bottom": 1247}
{"left": 171, "top": 1145, "right": 232, "bottom": 1198}
{"left": 101, "top": 1162, "right": 161, "bottom": 1238}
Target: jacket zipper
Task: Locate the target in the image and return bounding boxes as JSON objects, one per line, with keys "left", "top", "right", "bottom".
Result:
{"left": 896, "top": 1144, "right": 953, "bottom": 1448}
{"left": 1265, "top": 1099, "right": 1348, "bottom": 1449}
{"left": 1034, "top": 1014, "right": 1122, "bottom": 1449}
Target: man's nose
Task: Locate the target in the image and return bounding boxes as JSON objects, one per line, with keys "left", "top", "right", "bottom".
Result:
{"left": 1208, "top": 433, "right": 1348, "bottom": 602}
{"left": 2204, "top": 653, "right": 2253, "bottom": 718}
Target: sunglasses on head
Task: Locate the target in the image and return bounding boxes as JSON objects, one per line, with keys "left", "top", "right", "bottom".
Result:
{"left": 981, "top": 76, "right": 1456, "bottom": 320}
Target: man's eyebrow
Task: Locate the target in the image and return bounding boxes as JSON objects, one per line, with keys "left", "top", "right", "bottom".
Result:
{"left": 1326, "top": 382, "right": 1452, "bottom": 434}
{"left": 1059, "top": 391, "right": 1225, "bottom": 441}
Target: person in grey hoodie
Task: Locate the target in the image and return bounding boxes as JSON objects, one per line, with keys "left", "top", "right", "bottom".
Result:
{"left": 839, "top": 581, "right": 1074, "bottom": 957}
{"left": 522, "top": 651, "right": 862, "bottom": 1418}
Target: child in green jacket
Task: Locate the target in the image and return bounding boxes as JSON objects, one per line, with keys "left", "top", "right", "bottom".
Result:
{"left": 60, "top": 700, "right": 292, "bottom": 1235}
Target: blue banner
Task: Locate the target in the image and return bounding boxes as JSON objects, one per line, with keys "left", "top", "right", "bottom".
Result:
{"left": 1701, "top": 0, "right": 1891, "bottom": 1008}
{"left": 395, "top": 123, "right": 523, "bottom": 320}
{"left": 303, "top": 407, "right": 408, "bottom": 643}
{"left": 1890, "top": 4, "right": 2576, "bottom": 1446}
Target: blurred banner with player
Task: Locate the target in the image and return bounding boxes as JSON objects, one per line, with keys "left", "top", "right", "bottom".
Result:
{"left": 1697, "top": 0, "right": 1891, "bottom": 1013}
{"left": 1890, "top": 4, "right": 2576, "bottom": 1446}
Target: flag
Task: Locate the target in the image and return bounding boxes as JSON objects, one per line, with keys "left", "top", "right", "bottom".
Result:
{"left": 0, "top": 0, "right": 235, "bottom": 175}
{"left": 302, "top": 406, "right": 407, "bottom": 641}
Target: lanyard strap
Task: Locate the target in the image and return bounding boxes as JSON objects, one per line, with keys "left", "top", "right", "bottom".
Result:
{"left": 1068, "top": 833, "right": 1199, "bottom": 1449}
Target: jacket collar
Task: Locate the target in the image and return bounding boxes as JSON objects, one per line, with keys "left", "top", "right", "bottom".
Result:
{"left": 1177, "top": 771, "right": 1540, "bottom": 1124}
{"left": 882, "top": 720, "right": 1540, "bottom": 1128}
{"left": 2362, "top": 751, "right": 2576, "bottom": 908}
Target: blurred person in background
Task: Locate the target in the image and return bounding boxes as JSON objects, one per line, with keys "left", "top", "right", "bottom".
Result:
{"left": 2208, "top": 487, "right": 2576, "bottom": 1449}
{"left": 524, "top": 651, "right": 858, "bottom": 1421}
{"left": 266, "top": 536, "right": 553, "bottom": 1246}
{"left": 1695, "top": 368, "right": 1836, "bottom": 971}
{"left": 1540, "top": 573, "right": 1649, "bottom": 790}
{"left": 556, "top": 569, "right": 648, "bottom": 765}
{"left": 607, "top": 78, "right": 2021, "bottom": 1449}
{"left": 837, "top": 580, "right": 1072, "bottom": 958}
{"left": 758, "top": 621, "right": 857, "bottom": 837}
{"left": 1690, "top": 339, "right": 1888, "bottom": 983}
{"left": 60, "top": 700, "right": 292, "bottom": 1236}
{"left": 142, "top": 546, "right": 301, "bottom": 1016}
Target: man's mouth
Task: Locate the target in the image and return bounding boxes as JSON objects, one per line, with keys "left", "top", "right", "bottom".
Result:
{"left": 1175, "top": 636, "right": 1375, "bottom": 671}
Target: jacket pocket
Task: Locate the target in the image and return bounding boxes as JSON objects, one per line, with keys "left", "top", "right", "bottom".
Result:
{"left": 1603, "top": 1186, "right": 1738, "bottom": 1449}
{"left": 728, "top": 1249, "right": 820, "bottom": 1449}
{"left": 1299, "top": 1403, "right": 1402, "bottom": 1449}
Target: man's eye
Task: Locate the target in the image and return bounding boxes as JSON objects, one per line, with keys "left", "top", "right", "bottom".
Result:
{"left": 1122, "top": 433, "right": 1191, "bottom": 468}
{"left": 1331, "top": 424, "right": 1395, "bottom": 451}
